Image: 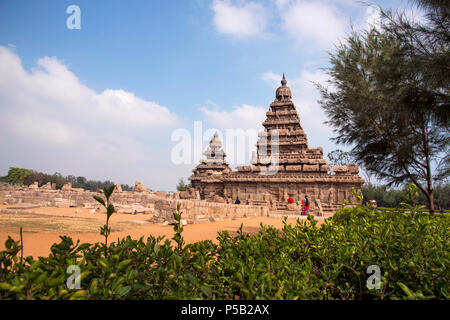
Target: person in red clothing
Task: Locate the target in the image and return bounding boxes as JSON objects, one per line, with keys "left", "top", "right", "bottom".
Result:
{"left": 287, "top": 195, "right": 294, "bottom": 204}
{"left": 301, "top": 195, "right": 310, "bottom": 215}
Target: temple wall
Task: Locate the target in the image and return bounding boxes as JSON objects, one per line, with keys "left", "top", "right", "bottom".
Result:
{"left": 222, "top": 181, "right": 359, "bottom": 207}
{"left": 192, "top": 178, "right": 362, "bottom": 217}
{"left": 201, "top": 183, "right": 224, "bottom": 200}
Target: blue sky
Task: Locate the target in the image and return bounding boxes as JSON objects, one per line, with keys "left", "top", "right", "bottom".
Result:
{"left": 0, "top": 0, "right": 422, "bottom": 190}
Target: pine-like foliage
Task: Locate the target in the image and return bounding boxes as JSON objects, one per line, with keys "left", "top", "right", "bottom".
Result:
{"left": 317, "top": 26, "right": 449, "bottom": 212}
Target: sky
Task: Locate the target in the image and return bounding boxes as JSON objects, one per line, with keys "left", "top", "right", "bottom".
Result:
{"left": 0, "top": 0, "right": 424, "bottom": 191}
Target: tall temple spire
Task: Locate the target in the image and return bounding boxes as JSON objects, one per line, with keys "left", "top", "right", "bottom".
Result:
{"left": 281, "top": 73, "right": 287, "bottom": 86}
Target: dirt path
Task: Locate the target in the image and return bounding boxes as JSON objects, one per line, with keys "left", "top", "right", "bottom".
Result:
{"left": 0, "top": 205, "right": 325, "bottom": 258}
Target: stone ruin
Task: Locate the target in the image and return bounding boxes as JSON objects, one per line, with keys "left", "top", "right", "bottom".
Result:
{"left": 190, "top": 75, "right": 364, "bottom": 216}
{"left": 0, "top": 182, "right": 269, "bottom": 224}
{"left": 133, "top": 181, "right": 148, "bottom": 192}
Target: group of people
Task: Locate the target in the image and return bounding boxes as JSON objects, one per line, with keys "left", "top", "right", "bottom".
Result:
{"left": 288, "top": 195, "right": 310, "bottom": 215}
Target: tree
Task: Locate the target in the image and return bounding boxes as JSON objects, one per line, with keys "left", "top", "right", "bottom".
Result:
{"left": 362, "top": 182, "right": 449, "bottom": 209}
{"left": 52, "top": 172, "right": 67, "bottom": 189}
{"left": 381, "top": 0, "right": 449, "bottom": 128}
{"left": 23, "top": 171, "right": 44, "bottom": 186}
{"left": 317, "top": 28, "right": 449, "bottom": 213}
{"left": 76, "top": 176, "right": 87, "bottom": 185}
{"left": 176, "top": 178, "right": 191, "bottom": 192}
{"left": 121, "top": 184, "right": 132, "bottom": 192}
{"left": 381, "top": 0, "right": 450, "bottom": 185}
{"left": 327, "top": 149, "right": 354, "bottom": 166}
{"left": 6, "top": 167, "right": 31, "bottom": 185}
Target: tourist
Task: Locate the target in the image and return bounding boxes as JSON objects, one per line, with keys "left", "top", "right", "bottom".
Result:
{"left": 288, "top": 195, "right": 294, "bottom": 204}
{"left": 301, "top": 195, "right": 310, "bottom": 215}
{"left": 235, "top": 197, "right": 241, "bottom": 205}
{"left": 440, "top": 207, "right": 445, "bottom": 214}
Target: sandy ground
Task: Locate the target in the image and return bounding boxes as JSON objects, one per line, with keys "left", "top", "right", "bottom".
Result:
{"left": 0, "top": 204, "right": 325, "bottom": 258}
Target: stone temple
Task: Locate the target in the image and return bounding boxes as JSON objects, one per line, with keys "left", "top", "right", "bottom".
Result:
{"left": 190, "top": 75, "right": 364, "bottom": 216}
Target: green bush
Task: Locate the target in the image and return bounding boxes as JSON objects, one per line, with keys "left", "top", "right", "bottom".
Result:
{"left": 0, "top": 200, "right": 448, "bottom": 300}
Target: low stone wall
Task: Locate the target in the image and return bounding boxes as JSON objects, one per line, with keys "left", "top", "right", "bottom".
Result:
{"left": 0, "top": 186, "right": 269, "bottom": 224}
{"left": 0, "top": 188, "right": 158, "bottom": 208}
{"left": 151, "top": 199, "right": 269, "bottom": 224}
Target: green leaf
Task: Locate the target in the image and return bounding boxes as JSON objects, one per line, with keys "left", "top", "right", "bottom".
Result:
{"left": 398, "top": 282, "right": 414, "bottom": 297}
{"left": 69, "top": 290, "right": 89, "bottom": 300}
{"left": 89, "top": 279, "right": 99, "bottom": 292}
{"left": 117, "top": 259, "right": 133, "bottom": 271}
{"left": 104, "top": 185, "right": 116, "bottom": 200}
{"left": 116, "top": 285, "right": 131, "bottom": 298}
{"left": 0, "top": 282, "right": 12, "bottom": 291}
{"left": 201, "top": 286, "right": 212, "bottom": 297}
{"left": 107, "top": 204, "right": 115, "bottom": 218}
{"left": 93, "top": 196, "right": 105, "bottom": 207}
{"left": 98, "top": 258, "right": 108, "bottom": 268}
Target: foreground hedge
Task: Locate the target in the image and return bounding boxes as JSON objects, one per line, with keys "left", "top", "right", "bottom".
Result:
{"left": 0, "top": 203, "right": 448, "bottom": 300}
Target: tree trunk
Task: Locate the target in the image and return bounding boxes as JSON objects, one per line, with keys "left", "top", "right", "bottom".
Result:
{"left": 427, "top": 189, "right": 435, "bottom": 214}
{"left": 423, "top": 122, "right": 434, "bottom": 214}
{"left": 402, "top": 166, "right": 435, "bottom": 214}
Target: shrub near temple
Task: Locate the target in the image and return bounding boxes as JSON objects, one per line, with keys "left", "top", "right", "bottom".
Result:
{"left": 0, "top": 186, "right": 448, "bottom": 299}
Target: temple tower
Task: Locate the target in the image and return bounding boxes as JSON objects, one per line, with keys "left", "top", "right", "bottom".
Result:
{"left": 189, "top": 133, "right": 230, "bottom": 201}
{"left": 252, "top": 74, "right": 329, "bottom": 174}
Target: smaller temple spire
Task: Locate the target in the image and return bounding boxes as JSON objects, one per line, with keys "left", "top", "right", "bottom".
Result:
{"left": 203, "top": 132, "right": 226, "bottom": 164}
{"left": 281, "top": 73, "right": 287, "bottom": 86}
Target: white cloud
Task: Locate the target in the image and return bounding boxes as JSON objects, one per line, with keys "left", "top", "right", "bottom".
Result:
{"left": 0, "top": 46, "right": 182, "bottom": 190}
{"left": 280, "top": 1, "right": 348, "bottom": 50}
{"left": 276, "top": 1, "right": 425, "bottom": 51}
{"left": 389, "top": 6, "right": 428, "bottom": 28}
{"left": 361, "top": 3, "right": 427, "bottom": 32}
{"left": 200, "top": 103, "right": 266, "bottom": 131}
{"left": 261, "top": 71, "right": 281, "bottom": 88}
{"left": 276, "top": 0, "right": 360, "bottom": 10}
{"left": 212, "top": 0, "right": 267, "bottom": 37}
{"left": 365, "top": 5, "right": 382, "bottom": 29}
{"left": 93, "top": 89, "right": 176, "bottom": 129}
{"left": 274, "top": 0, "right": 290, "bottom": 9}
